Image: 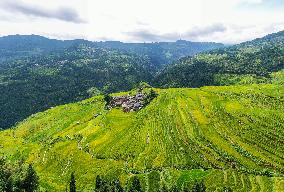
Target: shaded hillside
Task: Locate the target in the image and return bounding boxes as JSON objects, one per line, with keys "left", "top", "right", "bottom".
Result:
{"left": 0, "top": 34, "right": 223, "bottom": 66}
{"left": 93, "top": 40, "right": 224, "bottom": 68}
{"left": 0, "top": 35, "right": 223, "bottom": 129}
{"left": 0, "top": 35, "right": 90, "bottom": 62}
{"left": 0, "top": 84, "right": 283, "bottom": 191}
{"left": 155, "top": 30, "right": 284, "bottom": 88}
{"left": 0, "top": 45, "right": 154, "bottom": 129}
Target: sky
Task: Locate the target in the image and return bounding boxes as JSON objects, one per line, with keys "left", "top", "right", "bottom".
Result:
{"left": 0, "top": 0, "right": 284, "bottom": 44}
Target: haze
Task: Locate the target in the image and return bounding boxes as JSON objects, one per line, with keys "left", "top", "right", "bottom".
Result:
{"left": 0, "top": 0, "right": 284, "bottom": 43}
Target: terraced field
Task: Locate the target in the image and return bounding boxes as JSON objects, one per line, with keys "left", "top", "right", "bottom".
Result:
{"left": 0, "top": 84, "right": 284, "bottom": 191}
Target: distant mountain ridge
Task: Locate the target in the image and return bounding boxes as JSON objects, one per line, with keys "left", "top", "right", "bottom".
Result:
{"left": 93, "top": 39, "right": 224, "bottom": 67}
{"left": 0, "top": 34, "right": 224, "bottom": 65}
{"left": 0, "top": 34, "right": 90, "bottom": 61}
{"left": 155, "top": 30, "right": 284, "bottom": 88}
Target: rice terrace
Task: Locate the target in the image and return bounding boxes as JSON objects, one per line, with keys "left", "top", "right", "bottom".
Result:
{"left": 0, "top": 0, "right": 284, "bottom": 191}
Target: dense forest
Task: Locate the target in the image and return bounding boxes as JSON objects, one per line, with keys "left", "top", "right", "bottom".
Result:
{"left": 155, "top": 30, "right": 284, "bottom": 87}
{"left": 0, "top": 45, "right": 155, "bottom": 129}
{"left": 0, "top": 158, "right": 39, "bottom": 191}
{"left": 0, "top": 35, "right": 90, "bottom": 62}
{"left": 0, "top": 31, "right": 283, "bottom": 130}
{"left": 0, "top": 35, "right": 223, "bottom": 65}
{"left": 93, "top": 40, "right": 224, "bottom": 68}
{"left": 0, "top": 35, "right": 223, "bottom": 130}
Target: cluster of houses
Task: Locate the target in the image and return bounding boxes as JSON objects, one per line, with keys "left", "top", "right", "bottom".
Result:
{"left": 108, "top": 92, "right": 145, "bottom": 112}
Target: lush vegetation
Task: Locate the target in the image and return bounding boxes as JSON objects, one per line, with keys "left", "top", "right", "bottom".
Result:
{"left": 0, "top": 84, "right": 283, "bottom": 191}
{"left": 0, "top": 34, "right": 89, "bottom": 62}
{"left": 93, "top": 40, "right": 224, "bottom": 68}
{"left": 4, "top": 30, "right": 284, "bottom": 130}
{"left": 155, "top": 30, "right": 284, "bottom": 88}
{"left": 0, "top": 31, "right": 283, "bottom": 191}
{"left": 0, "top": 45, "right": 155, "bottom": 129}
{"left": 0, "top": 35, "right": 222, "bottom": 130}
{"left": 0, "top": 158, "right": 39, "bottom": 191}
{"left": 0, "top": 35, "right": 223, "bottom": 65}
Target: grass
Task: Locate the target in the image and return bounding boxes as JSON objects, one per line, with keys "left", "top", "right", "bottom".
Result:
{"left": 0, "top": 84, "right": 284, "bottom": 191}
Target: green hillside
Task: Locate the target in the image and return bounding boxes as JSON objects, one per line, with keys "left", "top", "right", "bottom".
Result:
{"left": 0, "top": 45, "right": 155, "bottom": 130}
{"left": 155, "top": 30, "right": 284, "bottom": 88}
{"left": 93, "top": 40, "right": 224, "bottom": 68}
{"left": 0, "top": 35, "right": 223, "bottom": 130}
{"left": 1, "top": 83, "right": 283, "bottom": 191}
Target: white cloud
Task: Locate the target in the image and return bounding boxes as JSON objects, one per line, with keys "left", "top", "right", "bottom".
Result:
{"left": 239, "top": 0, "right": 263, "bottom": 4}
{"left": 0, "top": 0, "right": 283, "bottom": 44}
{"left": 1, "top": 0, "right": 85, "bottom": 23}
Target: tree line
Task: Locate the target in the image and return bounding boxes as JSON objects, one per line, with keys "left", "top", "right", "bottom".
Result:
{"left": 0, "top": 158, "right": 39, "bottom": 192}
{"left": 69, "top": 173, "right": 207, "bottom": 192}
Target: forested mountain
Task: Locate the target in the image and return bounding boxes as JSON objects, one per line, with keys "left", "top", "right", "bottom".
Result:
{"left": 0, "top": 34, "right": 223, "bottom": 66}
{"left": 155, "top": 30, "right": 284, "bottom": 87}
{"left": 1, "top": 83, "right": 283, "bottom": 191}
{"left": 93, "top": 40, "right": 224, "bottom": 67}
{"left": 1, "top": 31, "right": 283, "bottom": 129}
{"left": 0, "top": 45, "right": 154, "bottom": 129}
{"left": 0, "top": 35, "right": 223, "bottom": 130}
{"left": 0, "top": 35, "right": 90, "bottom": 62}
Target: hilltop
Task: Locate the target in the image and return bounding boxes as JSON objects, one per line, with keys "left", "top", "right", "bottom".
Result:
{"left": 1, "top": 83, "right": 283, "bottom": 191}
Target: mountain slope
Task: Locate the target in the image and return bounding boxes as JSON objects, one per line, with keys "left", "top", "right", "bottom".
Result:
{"left": 0, "top": 35, "right": 90, "bottom": 62}
{"left": 0, "top": 34, "right": 223, "bottom": 66}
{"left": 0, "top": 35, "right": 223, "bottom": 130}
{"left": 93, "top": 40, "right": 224, "bottom": 67}
{"left": 155, "top": 30, "right": 284, "bottom": 88}
{"left": 0, "top": 45, "right": 154, "bottom": 129}
{"left": 1, "top": 84, "right": 283, "bottom": 191}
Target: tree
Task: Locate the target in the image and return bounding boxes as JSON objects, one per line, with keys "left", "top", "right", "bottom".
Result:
{"left": 159, "top": 184, "right": 169, "bottom": 192}
{"left": 129, "top": 176, "right": 142, "bottom": 192}
{"left": 87, "top": 87, "right": 102, "bottom": 97}
{"left": 95, "top": 176, "right": 123, "bottom": 192}
{"left": 192, "top": 180, "right": 206, "bottom": 192}
{"left": 22, "top": 164, "right": 39, "bottom": 192}
{"left": 104, "top": 94, "right": 112, "bottom": 107}
{"left": 0, "top": 157, "right": 10, "bottom": 191}
{"left": 70, "top": 172, "right": 76, "bottom": 192}
{"left": 113, "top": 179, "right": 124, "bottom": 192}
{"left": 223, "top": 186, "right": 233, "bottom": 192}
{"left": 170, "top": 185, "right": 179, "bottom": 192}
{"left": 136, "top": 82, "right": 152, "bottom": 91}
{"left": 143, "top": 89, "right": 158, "bottom": 106}
{"left": 95, "top": 175, "right": 103, "bottom": 191}
{"left": 199, "top": 181, "right": 206, "bottom": 192}
{"left": 149, "top": 89, "right": 157, "bottom": 98}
